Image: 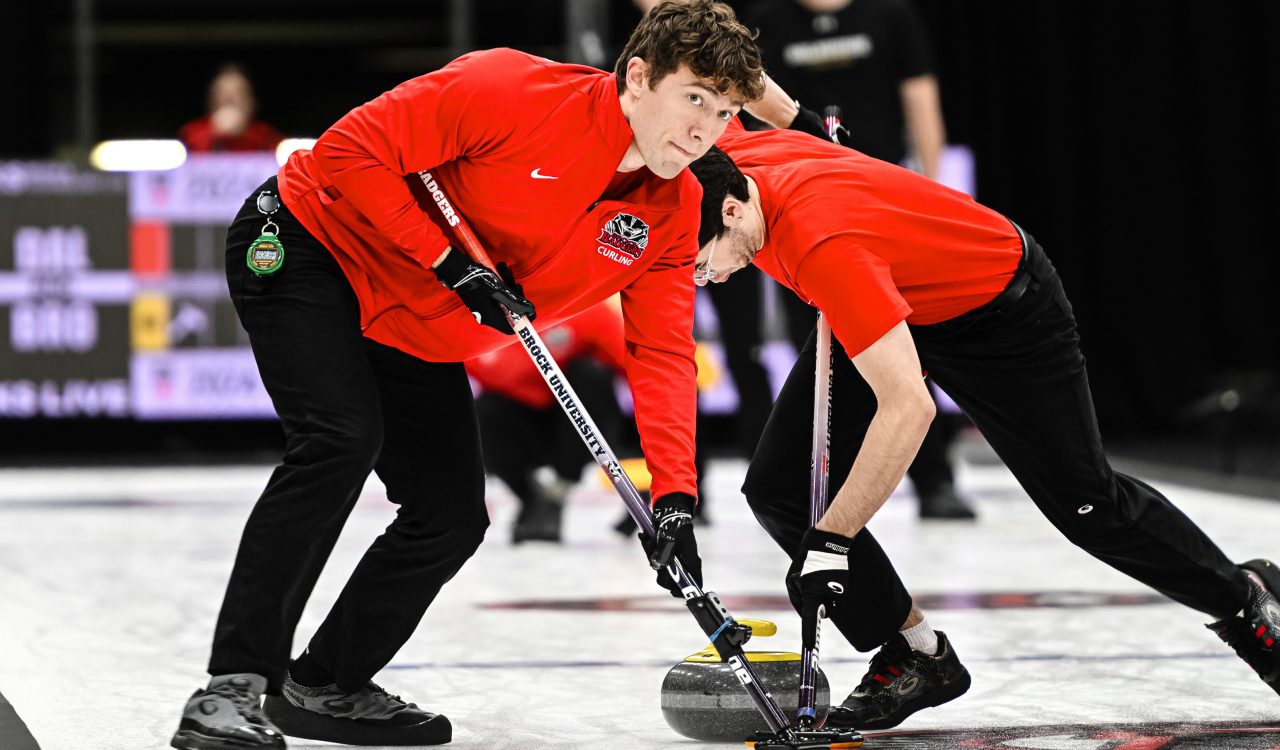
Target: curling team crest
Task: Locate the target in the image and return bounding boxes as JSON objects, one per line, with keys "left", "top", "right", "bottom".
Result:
{"left": 597, "top": 212, "right": 649, "bottom": 266}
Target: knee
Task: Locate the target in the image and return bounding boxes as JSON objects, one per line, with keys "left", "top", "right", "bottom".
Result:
{"left": 404, "top": 507, "right": 490, "bottom": 562}
{"left": 741, "top": 460, "right": 772, "bottom": 503}
{"left": 457, "top": 508, "right": 490, "bottom": 551}
{"left": 449, "top": 484, "right": 491, "bottom": 545}
{"left": 1051, "top": 497, "right": 1130, "bottom": 550}
{"left": 287, "top": 415, "right": 383, "bottom": 479}
{"left": 740, "top": 490, "right": 804, "bottom": 555}
{"left": 392, "top": 476, "right": 490, "bottom": 551}
{"left": 1017, "top": 467, "right": 1128, "bottom": 546}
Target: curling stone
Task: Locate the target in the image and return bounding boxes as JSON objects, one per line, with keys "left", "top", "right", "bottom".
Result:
{"left": 660, "top": 619, "right": 829, "bottom": 741}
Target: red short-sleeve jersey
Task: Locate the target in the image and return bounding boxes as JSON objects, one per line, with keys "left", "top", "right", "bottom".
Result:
{"left": 717, "top": 124, "right": 1022, "bottom": 357}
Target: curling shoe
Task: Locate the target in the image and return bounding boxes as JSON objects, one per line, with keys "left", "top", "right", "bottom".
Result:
{"left": 512, "top": 500, "right": 563, "bottom": 544}
{"left": 917, "top": 486, "right": 977, "bottom": 521}
{"left": 170, "top": 673, "right": 285, "bottom": 750}
{"left": 826, "top": 631, "right": 970, "bottom": 730}
{"left": 1208, "top": 559, "right": 1280, "bottom": 696}
{"left": 263, "top": 674, "right": 451, "bottom": 745}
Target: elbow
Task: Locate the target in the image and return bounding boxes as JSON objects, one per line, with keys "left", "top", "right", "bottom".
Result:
{"left": 309, "top": 137, "right": 343, "bottom": 181}
{"left": 890, "top": 385, "right": 936, "bottom": 442}
{"left": 910, "top": 389, "right": 937, "bottom": 437}
{"left": 310, "top": 129, "right": 370, "bottom": 183}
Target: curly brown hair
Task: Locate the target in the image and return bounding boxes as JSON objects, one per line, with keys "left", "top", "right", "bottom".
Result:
{"left": 614, "top": 0, "right": 764, "bottom": 103}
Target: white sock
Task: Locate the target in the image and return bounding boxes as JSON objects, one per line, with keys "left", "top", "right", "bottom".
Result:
{"left": 900, "top": 619, "right": 939, "bottom": 656}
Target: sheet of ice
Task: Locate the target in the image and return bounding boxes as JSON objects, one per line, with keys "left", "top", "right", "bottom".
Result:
{"left": 0, "top": 455, "right": 1275, "bottom": 749}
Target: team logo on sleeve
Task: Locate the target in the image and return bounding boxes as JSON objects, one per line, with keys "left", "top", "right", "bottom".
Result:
{"left": 596, "top": 213, "right": 649, "bottom": 266}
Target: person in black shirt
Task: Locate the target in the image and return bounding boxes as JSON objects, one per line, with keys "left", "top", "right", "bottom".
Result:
{"left": 742, "top": 0, "right": 974, "bottom": 521}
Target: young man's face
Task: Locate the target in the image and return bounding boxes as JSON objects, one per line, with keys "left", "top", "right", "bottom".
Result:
{"left": 624, "top": 60, "right": 743, "bottom": 179}
{"left": 693, "top": 196, "right": 763, "bottom": 285}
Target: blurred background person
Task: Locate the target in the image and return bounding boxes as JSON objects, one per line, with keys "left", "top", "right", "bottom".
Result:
{"left": 178, "top": 63, "right": 284, "bottom": 153}
{"left": 467, "top": 299, "right": 640, "bottom": 544}
{"left": 741, "top": 0, "right": 975, "bottom": 520}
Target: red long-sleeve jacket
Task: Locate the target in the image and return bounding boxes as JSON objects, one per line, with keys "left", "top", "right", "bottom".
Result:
{"left": 276, "top": 48, "right": 699, "bottom": 501}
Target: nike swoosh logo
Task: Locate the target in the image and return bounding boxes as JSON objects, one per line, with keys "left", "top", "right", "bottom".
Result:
{"left": 530, "top": 168, "right": 558, "bottom": 180}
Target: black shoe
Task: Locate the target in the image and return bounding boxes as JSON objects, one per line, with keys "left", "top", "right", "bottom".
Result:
{"left": 512, "top": 500, "right": 563, "bottom": 543}
{"left": 1208, "top": 559, "right": 1280, "bottom": 696}
{"left": 613, "top": 511, "right": 638, "bottom": 536}
{"left": 918, "top": 487, "right": 977, "bottom": 520}
{"left": 263, "top": 676, "right": 451, "bottom": 746}
{"left": 826, "top": 631, "right": 971, "bottom": 730}
{"left": 170, "top": 673, "right": 285, "bottom": 750}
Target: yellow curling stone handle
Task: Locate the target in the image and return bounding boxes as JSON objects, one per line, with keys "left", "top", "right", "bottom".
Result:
{"left": 683, "top": 619, "right": 800, "bottom": 663}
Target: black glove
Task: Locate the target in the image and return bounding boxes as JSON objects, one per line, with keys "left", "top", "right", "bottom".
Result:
{"left": 786, "top": 527, "right": 854, "bottom": 649}
{"left": 788, "top": 104, "right": 851, "bottom": 147}
{"left": 639, "top": 492, "right": 702, "bottom": 597}
{"left": 432, "top": 249, "right": 536, "bottom": 335}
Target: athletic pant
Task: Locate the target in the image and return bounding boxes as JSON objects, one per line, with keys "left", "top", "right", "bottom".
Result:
{"left": 744, "top": 230, "right": 1253, "bottom": 651}
{"left": 208, "top": 177, "right": 489, "bottom": 692}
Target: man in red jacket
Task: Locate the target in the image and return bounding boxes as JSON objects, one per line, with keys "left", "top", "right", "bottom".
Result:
{"left": 687, "top": 126, "right": 1280, "bottom": 730}
{"left": 169, "top": 3, "right": 763, "bottom": 749}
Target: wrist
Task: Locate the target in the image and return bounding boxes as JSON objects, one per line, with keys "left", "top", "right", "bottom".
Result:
{"left": 787, "top": 105, "right": 827, "bottom": 140}
{"left": 801, "top": 527, "right": 854, "bottom": 556}
{"left": 653, "top": 492, "right": 696, "bottom": 514}
{"left": 430, "top": 246, "right": 452, "bottom": 269}
{"left": 431, "top": 246, "right": 468, "bottom": 286}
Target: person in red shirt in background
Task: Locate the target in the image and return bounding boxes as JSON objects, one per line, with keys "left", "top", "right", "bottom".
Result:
{"left": 687, "top": 125, "right": 1279, "bottom": 730}
{"left": 170, "top": 4, "right": 764, "bottom": 749}
{"left": 178, "top": 64, "right": 284, "bottom": 153}
{"left": 467, "top": 300, "right": 634, "bottom": 543}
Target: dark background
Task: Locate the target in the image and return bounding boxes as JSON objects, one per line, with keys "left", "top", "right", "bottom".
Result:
{"left": 1, "top": 0, "right": 1277, "bottom": 473}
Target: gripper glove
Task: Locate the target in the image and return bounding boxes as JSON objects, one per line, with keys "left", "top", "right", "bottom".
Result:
{"left": 432, "top": 249, "right": 535, "bottom": 335}
{"left": 787, "top": 527, "right": 855, "bottom": 649}
{"left": 788, "top": 104, "right": 851, "bottom": 147}
{"left": 640, "top": 492, "right": 703, "bottom": 597}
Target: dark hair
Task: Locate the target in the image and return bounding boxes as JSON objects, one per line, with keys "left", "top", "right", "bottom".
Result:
{"left": 688, "top": 145, "right": 749, "bottom": 248}
{"left": 614, "top": 0, "right": 765, "bottom": 103}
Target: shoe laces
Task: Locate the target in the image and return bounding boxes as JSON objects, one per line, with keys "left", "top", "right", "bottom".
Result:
{"left": 365, "top": 682, "right": 417, "bottom": 712}
{"left": 1248, "top": 583, "right": 1280, "bottom": 645}
{"left": 206, "top": 682, "right": 269, "bottom": 723}
{"left": 1212, "top": 578, "right": 1277, "bottom": 666}
{"left": 1211, "top": 617, "right": 1266, "bottom": 671}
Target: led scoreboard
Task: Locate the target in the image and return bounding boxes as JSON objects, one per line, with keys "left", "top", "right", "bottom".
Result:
{"left": 0, "top": 157, "right": 277, "bottom": 420}
{"left": 0, "top": 163, "right": 131, "bottom": 417}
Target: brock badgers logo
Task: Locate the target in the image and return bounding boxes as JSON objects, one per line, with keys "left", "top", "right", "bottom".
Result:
{"left": 597, "top": 213, "right": 649, "bottom": 260}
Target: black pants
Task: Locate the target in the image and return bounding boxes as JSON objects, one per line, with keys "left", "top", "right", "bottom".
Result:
{"left": 209, "top": 178, "right": 490, "bottom": 692}
{"left": 784, "top": 289, "right": 954, "bottom": 497}
{"left": 477, "top": 359, "right": 624, "bottom": 509}
{"left": 745, "top": 232, "right": 1252, "bottom": 651}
